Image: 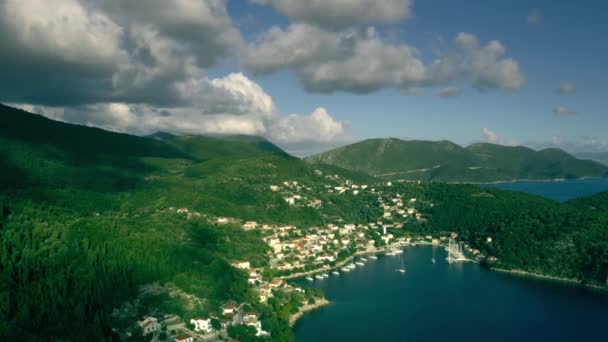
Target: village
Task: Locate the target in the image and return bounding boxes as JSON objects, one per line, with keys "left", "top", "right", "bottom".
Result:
{"left": 117, "top": 172, "right": 497, "bottom": 341}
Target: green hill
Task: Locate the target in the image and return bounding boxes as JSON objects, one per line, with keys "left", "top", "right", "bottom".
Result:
{"left": 576, "top": 152, "right": 608, "bottom": 166}
{"left": 306, "top": 138, "right": 608, "bottom": 182}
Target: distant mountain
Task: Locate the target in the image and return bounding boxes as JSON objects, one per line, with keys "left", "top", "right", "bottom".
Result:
{"left": 306, "top": 138, "right": 608, "bottom": 182}
{"left": 576, "top": 152, "right": 608, "bottom": 166}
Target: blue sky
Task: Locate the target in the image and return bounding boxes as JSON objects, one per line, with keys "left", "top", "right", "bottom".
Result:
{"left": 1, "top": 0, "right": 606, "bottom": 155}
{"left": 223, "top": 0, "right": 608, "bottom": 152}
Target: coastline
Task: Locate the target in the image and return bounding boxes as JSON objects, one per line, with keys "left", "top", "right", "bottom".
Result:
{"left": 279, "top": 242, "right": 406, "bottom": 280}
{"left": 456, "top": 176, "right": 599, "bottom": 185}
{"left": 289, "top": 298, "right": 330, "bottom": 327}
{"left": 492, "top": 267, "right": 607, "bottom": 291}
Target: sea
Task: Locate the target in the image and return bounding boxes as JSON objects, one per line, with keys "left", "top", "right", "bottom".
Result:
{"left": 293, "top": 178, "right": 608, "bottom": 341}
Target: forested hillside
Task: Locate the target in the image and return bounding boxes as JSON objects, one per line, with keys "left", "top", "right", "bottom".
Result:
{"left": 306, "top": 138, "right": 608, "bottom": 182}
{"left": 0, "top": 104, "right": 376, "bottom": 340}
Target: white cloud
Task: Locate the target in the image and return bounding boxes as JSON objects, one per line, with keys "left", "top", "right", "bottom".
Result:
{"left": 251, "top": 0, "right": 412, "bottom": 29}
{"left": 0, "top": 0, "right": 242, "bottom": 106}
{"left": 1, "top": 1, "right": 348, "bottom": 146}
{"left": 553, "top": 105, "right": 577, "bottom": 116}
{"left": 245, "top": 27, "right": 524, "bottom": 93}
{"left": 481, "top": 127, "right": 517, "bottom": 146}
{"left": 482, "top": 127, "right": 500, "bottom": 144}
{"left": 426, "top": 33, "right": 525, "bottom": 91}
{"left": 527, "top": 8, "right": 542, "bottom": 25}
{"left": 269, "top": 107, "right": 346, "bottom": 144}
{"left": 12, "top": 73, "right": 347, "bottom": 145}
{"left": 438, "top": 87, "right": 463, "bottom": 98}
{"left": 557, "top": 82, "right": 576, "bottom": 95}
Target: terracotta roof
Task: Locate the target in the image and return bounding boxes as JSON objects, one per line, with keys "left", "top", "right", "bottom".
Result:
{"left": 174, "top": 333, "right": 192, "bottom": 341}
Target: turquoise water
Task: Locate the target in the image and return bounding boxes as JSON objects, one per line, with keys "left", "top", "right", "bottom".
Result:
{"left": 294, "top": 247, "right": 608, "bottom": 341}
{"left": 484, "top": 177, "right": 608, "bottom": 202}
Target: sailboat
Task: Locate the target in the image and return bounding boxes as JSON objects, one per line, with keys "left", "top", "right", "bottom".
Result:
{"left": 395, "top": 251, "right": 406, "bottom": 273}
{"left": 432, "top": 246, "right": 436, "bottom": 264}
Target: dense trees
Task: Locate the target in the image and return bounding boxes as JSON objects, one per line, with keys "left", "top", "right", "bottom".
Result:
{"left": 415, "top": 184, "right": 608, "bottom": 284}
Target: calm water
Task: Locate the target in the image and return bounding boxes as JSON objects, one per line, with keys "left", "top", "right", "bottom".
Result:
{"left": 484, "top": 177, "right": 608, "bottom": 202}
{"left": 294, "top": 246, "right": 608, "bottom": 341}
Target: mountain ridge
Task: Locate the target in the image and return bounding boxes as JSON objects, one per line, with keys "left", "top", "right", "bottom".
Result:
{"left": 306, "top": 138, "right": 608, "bottom": 182}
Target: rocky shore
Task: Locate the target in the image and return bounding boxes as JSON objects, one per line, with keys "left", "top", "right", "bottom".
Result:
{"left": 289, "top": 298, "right": 330, "bottom": 327}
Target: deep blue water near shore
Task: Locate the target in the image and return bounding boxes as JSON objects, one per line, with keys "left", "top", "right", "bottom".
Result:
{"left": 294, "top": 247, "right": 608, "bottom": 341}
{"left": 483, "top": 177, "right": 608, "bottom": 202}
{"left": 294, "top": 179, "right": 608, "bottom": 341}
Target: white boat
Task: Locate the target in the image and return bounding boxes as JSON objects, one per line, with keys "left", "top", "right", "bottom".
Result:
{"left": 322, "top": 273, "right": 329, "bottom": 278}
{"left": 394, "top": 249, "right": 403, "bottom": 254}
{"left": 341, "top": 267, "right": 351, "bottom": 272}
{"left": 360, "top": 257, "right": 368, "bottom": 262}
{"left": 432, "top": 258, "right": 436, "bottom": 264}
{"left": 332, "top": 271, "right": 340, "bottom": 275}
{"left": 306, "top": 276, "right": 313, "bottom": 281}
{"left": 347, "top": 263, "right": 356, "bottom": 269}
{"left": 315, "top": 274, "right": 324, "bottom": 280}
{"left": 355, "top": 261, "right": 365, "bottom": 266}
{"left": 369, "top": 255, "right": 378, "bottom": 260}
{"left": 396, "top": 251, "right": 406, "bottom": 273}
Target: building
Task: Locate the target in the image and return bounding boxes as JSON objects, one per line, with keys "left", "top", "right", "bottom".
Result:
{"left": 269, "top": 278, "right": 283, "bottom": 288}
{"left": 138, "top": 316, "right": 161, "bottom": 336}
{"left": 232, "top": 260, "right": 250, "bottom": 269}
{"left": 243, "top": 221, "right": 257, "bottom": 230}
{"left": 174, "top": 333, "right": 194, "bottom": 342}
{"left": 190, "top": 317, "right": 212, "bottom": 333}
{"left": 222, "top": 301, "right": 237, "bottom": 316}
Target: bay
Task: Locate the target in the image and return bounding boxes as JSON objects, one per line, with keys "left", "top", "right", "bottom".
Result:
{"left": 294, "top": 246, "right": 608, "bottom": 341}
{"left": 483, "top": 177, "right": 608, "bottom": 202}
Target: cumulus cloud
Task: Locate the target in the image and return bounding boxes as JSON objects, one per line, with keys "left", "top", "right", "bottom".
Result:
{"left": 527, "top": 8, "right": 541, "bottom": 25}
{"left": 481, "top": 128, "right": 517, "bottom": 146}
{"left": 1, "top": 1, "right": 348, "bottom": 146}
{"left": 11, "top": 73, "right": 347, "bottom": 146}
{"left": 557, "top": 82, "right": 576, "bottom": 95}
{"left": 438, "top": 87, "right": 463, "bottom": 98}
{"left": 482, "top": 127, "right": 500, "bottom": 144}
{"left": 251, "top": 0, "right": 412, "bottom": 30}
{"left": 553, "top": 105, "right": 577, "bottom": 116}
{"left": 245, "top": 26, "right": 524, "bottom": 93}
{"left": 0, "top": 0, "right": 241, "bottom": 106}
{"left": 426, "top": 33, "right": 525, "bottom": 91}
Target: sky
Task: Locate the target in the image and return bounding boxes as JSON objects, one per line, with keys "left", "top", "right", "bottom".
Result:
{"left": 1, "top": 0, "right": 607, "bottom": 156}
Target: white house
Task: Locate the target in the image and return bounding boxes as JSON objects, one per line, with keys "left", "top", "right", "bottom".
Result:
{"left": 222, "top": 301, "right": 237, "bottom": 316}
{"left": 138, "top": 316, "right": 161, "bottom": 335}
{"left": 243, "top": 221, "right": 257, "bottom": 230}
{"left": 232, "top": 260, "right": 250, "bottom": 269}
{"left": 190, "top": 317, "right": 212, "bottom": 333}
